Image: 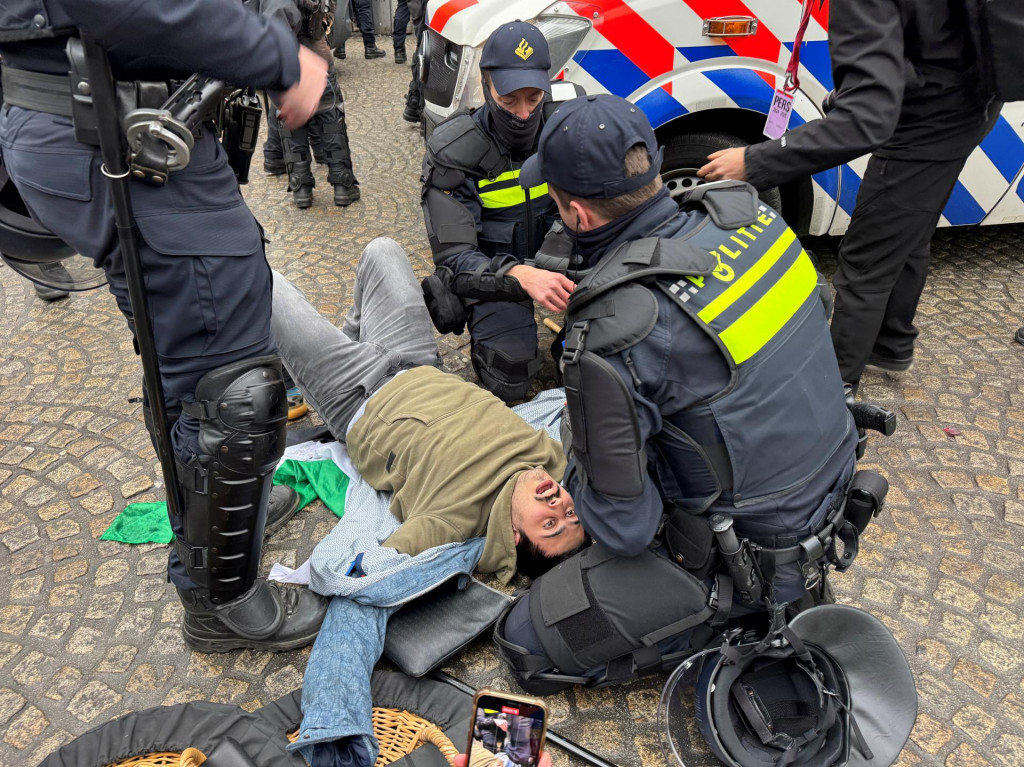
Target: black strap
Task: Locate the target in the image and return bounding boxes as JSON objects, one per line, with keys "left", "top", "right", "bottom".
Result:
{"left": 1, "top": 67, "right": 73, "bottom": 116}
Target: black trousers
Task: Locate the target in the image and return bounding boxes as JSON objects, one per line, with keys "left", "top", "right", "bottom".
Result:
{"left": 350, "top": 0, "right": 375, "bottom": 47}
{"left": 829, "top": 154, "right": 969, "bottom": 384}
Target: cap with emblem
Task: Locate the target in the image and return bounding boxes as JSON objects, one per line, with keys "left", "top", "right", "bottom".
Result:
{"left": 518, "top": 94, "right": 664, "bottom": 199}
{"left": 479, "top": 20, "right": 552, "bottom": 96}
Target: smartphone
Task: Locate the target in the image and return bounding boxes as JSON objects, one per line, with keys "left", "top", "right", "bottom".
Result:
{"left": 466, "top": 688, "right": 549, "bottom": 767}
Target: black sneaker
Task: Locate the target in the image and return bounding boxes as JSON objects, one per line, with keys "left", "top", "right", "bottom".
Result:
{"left": 1016, "top": 327, "right": 1024, "bottom": 345}
{"left": 264, "top": 485, "right": 302, "bottom": 537}
{"left": 364, "top": 45, "right": 386, "bottom": 59}
{"left": 865, "top": 353, "right": 913, "bottom": 373}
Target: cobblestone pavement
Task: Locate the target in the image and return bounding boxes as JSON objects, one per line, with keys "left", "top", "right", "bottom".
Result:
{"left": 1, "top": 50, "right": 1023, "bottom": 767}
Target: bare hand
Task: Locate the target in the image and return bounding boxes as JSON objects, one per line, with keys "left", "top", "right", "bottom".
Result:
{"left": 276, "top": 45, "right": 327, "bottom": 130}
{"left": 455, "top": 752, "right": 552, "bottom": 767}
{"left": 508, "top": 265, "right": 575, "bottom": 312}
{"left": 697, "top": 147, "right": 748, "bottom": 182}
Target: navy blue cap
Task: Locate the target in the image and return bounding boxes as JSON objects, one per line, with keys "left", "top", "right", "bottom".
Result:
{"left": 479, "top": 21, "right": 551, "bottom": 96}
{"left": 519, "top": 94, "right": 664, "bottom": 199}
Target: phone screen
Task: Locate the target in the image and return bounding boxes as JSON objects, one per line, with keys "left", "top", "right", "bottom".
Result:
{"left": 468, "top": 692, "right": 547, "bottom": 767}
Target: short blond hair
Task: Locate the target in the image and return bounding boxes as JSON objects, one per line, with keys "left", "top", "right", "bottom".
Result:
{"left": 549, "top": 144, "right": 663, "bottom": 220}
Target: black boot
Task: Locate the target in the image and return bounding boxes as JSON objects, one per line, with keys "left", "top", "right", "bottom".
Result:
{"left": 364, "top": 44, "right": 386, "bottom": 59}
{"left": 327, "top": 163, "right": 360, "bottom": 207}
{"left": 264, "top": 485, "right": 302, "bottom": 537}
{"left": 263, "top": 155, "right": 287, "bottom": 176}
{"left": 178, "top": 579, "right": 327, "bottom": 653}
{"left": 395, "top": 46, "right": 407, "bottom": 64}
{"left": 403, "top": 91, "right": 423, "bottom": 123}
{"left": 1015, "top": 327, "right": 1024, "bottom": 345}
{"left": 287, "top": 160, "right": 315, "bottom": 209}
{"left": 333, "top": 44, "right": 346, "bottom": 59}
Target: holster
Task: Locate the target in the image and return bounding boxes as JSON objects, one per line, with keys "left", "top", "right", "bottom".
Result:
{"left": 844, "top": 469, "right": 888, "bottom": 534}
{"left": 664, "top": 504, "right": 720, "bottom": 580}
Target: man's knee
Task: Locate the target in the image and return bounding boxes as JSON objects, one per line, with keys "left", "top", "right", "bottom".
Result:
{"left": 359, "top": 237, "right": 413, "bottom": 282}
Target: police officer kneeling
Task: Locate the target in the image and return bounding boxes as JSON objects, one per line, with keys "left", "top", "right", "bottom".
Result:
{"left": 420, "top": 21, "right": 577, "bottom": 402}
{"left": 496, "top": 96, "right": 887, "bottom": 695}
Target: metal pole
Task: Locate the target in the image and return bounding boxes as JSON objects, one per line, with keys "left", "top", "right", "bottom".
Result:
{"left": 428, "top": 670, "right": 619, "bottom": 767}
{"left": 80, "top": 37, "right": 182, "bottom": 517}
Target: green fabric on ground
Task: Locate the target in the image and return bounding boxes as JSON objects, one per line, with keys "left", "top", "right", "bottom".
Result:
{"left": 100, "top": 501, "right": 174, "bottom": 544}
{"left": 100, "top": 459, "right": 350, "bottom": 545}
{"left": 272, "top": 459, "right": 349, "bottom": 519}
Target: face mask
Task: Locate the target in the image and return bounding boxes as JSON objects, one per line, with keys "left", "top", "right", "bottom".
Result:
{"left": 483, "top": 78, "right": 544, "bottom": 153}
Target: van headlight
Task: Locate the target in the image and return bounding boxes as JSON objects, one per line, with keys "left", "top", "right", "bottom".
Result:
{"left": 533, "top": 14, "right": 592, "bottom": 77}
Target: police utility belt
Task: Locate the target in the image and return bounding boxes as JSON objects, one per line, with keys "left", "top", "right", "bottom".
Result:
{"left": 665, "top": 467, "right": 889, "bottom": 604}
{"left": 1, "top": 38, "right": 261, "bottom": 185}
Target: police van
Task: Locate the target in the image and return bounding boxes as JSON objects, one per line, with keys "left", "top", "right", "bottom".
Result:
{"left": 418, "top": 0, "right": 1024, "bottom": 236}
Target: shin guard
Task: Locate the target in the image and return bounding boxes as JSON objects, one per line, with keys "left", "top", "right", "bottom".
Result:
{"left": 175, "top": 355, "right": 288, "bottom": 604}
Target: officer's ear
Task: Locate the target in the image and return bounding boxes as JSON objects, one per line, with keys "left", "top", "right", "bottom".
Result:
{"left": 570, "top": 199, "right": 607, "bottom": 232}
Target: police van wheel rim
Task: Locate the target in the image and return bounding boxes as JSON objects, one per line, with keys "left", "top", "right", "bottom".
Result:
{"left": 660, "top": 131, "right": 783, "bottom": 213}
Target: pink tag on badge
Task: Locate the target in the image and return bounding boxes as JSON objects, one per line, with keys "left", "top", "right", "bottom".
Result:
{"left": 764, "top": 88, "right": 794, "bottom": 139}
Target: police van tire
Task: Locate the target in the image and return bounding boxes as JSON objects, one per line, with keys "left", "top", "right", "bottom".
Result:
{"left": 661, "top": 131, "right": 783, "bottom": 212}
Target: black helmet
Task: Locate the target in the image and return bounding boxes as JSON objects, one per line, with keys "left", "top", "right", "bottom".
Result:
{"left": 0, "top": 160, "right": 105, "bottom": 290}
{"left": 659, "top": 605, "right": 917, "bottom": 767}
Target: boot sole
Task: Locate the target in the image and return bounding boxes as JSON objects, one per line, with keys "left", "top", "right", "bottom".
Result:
{"left": 183, "top": 627, "right": 320, "bottom": 653}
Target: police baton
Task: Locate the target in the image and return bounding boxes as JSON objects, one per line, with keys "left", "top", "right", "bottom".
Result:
{"left": 78, "top": 37, "right": 183, "bottom": 517}
{"left": 709, "top": 513, "right": 766, "bottom": 606}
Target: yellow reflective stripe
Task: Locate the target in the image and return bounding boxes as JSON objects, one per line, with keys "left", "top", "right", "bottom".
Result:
{"left": 477, "top": 170, "right": 520, "bottom": 187}
{"left": 717, "top": 251, "right": 817, "bottom": 364}
{"left": 698, "top": 228, "right": 797, "bottom": 324}
{"left": 478, "top": 182, "right": 549, "bottom": 209}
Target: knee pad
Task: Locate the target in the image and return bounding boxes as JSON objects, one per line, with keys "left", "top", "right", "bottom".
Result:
{"left": 175, "top": 355, "right": 288, "bottom": 604}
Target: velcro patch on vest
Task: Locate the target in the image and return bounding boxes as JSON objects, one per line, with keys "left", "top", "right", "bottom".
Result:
{"left": 681, "top": 180, "right": 759, "bottom": 229}
{"left": 538, "top": 554, "right": 590, "bottom": 626}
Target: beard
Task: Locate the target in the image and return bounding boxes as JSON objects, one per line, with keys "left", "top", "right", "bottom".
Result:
{"left": 514, "top": 532, "right": 591, "bottom": 580}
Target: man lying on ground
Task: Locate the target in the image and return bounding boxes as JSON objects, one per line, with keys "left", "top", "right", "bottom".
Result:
{"left": 271, "top": 236, "right": 587, "bottom": 582}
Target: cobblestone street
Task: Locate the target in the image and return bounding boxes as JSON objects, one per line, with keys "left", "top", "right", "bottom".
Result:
{"left": 1, "top": 51, "right": 1023, "bottom": 767}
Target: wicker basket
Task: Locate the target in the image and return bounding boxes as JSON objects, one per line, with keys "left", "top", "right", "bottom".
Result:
{"left": 103, "top": 708, "right": 458, "bottom": 767}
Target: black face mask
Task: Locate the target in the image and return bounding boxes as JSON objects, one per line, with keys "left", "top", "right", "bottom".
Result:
{"left": 483, "top": 78, "right": 545, "bottom": 154}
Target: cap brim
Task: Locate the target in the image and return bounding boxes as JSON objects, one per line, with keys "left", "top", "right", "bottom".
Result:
{"left": 489, "top": 68, "right": 552, "bottom": 96}
{"left": 518, "top": 154, "right": 545, "bottom": 190}
{"left": 790, "top": 604, "right": 918, "bottom": 766}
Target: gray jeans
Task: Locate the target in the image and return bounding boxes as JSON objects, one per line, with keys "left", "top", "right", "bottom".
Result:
{"left": 271, "top": 237, "right": 441, "bottom": 439}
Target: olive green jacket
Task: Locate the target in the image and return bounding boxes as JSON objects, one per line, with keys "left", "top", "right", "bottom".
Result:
{"left": 347, "top": 366, "right": 566, "bottom": 584}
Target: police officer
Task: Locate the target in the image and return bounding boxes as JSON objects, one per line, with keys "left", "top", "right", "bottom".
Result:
{"left": 524, "top": 95, "right": 857, "bottom": 603}
{"left": 699, "top": 0, "right": 1000, "bottom": 394}
{"left": 493, "top": 97, "right": 864, "bottom": 694}
{"left": 399, "top": 0, "right": 426, "bottom": 123}
{"left": 263, "top": 0, "right": 360, "bottom": 208}
{"left": 0, "top": 0, "right": 330, "bottom": 651}
{"left": 420, "top": 21, "right": 575, "bottom": 401}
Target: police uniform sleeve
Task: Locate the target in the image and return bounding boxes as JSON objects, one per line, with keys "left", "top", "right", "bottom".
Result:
{"left": 744, "top": 0, "right": 904, "bottom": 190}
{"left": 421, "top": 158, "right": 529, "bottom": 302}
{"left": 562, "top": 351, "right": 665, "bottom": 558}
{"left": 59, "top": 0, "right": 301, "bottom": 90}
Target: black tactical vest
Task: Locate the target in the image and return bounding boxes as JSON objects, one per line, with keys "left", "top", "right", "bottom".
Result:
{"left": 563, "top": 182, "right": 853, "bottom": 514}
